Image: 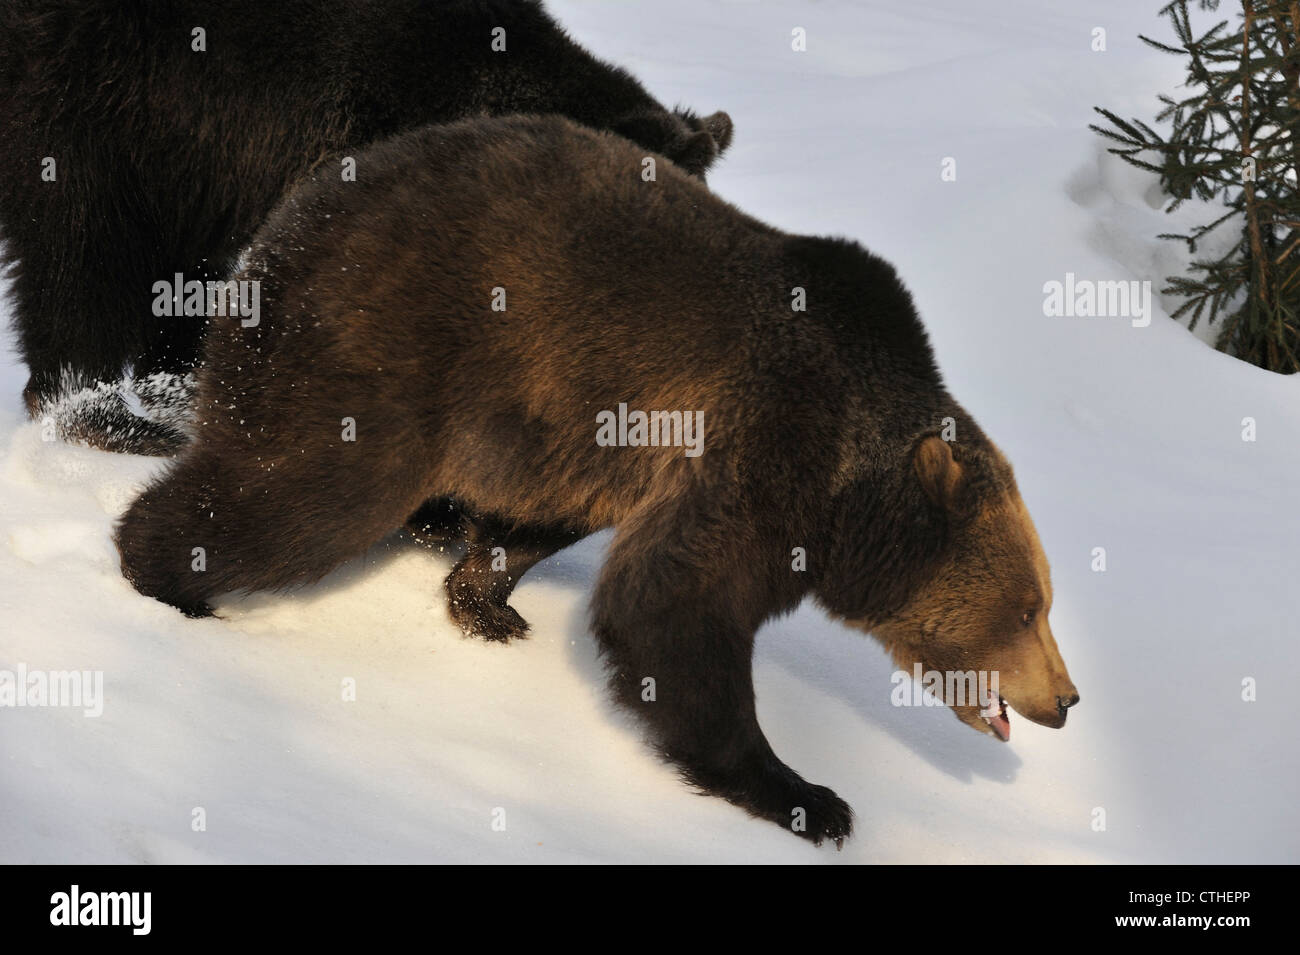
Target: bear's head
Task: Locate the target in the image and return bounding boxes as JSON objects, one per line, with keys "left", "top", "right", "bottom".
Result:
{"left": 823, "top": 434, "right": 1079, "bottom": 741}
{"left": 612, "top": 107, "right": 734, "bottom": 178}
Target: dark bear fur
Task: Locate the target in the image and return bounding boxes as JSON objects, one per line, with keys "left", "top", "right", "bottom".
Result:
{"left": 0, "top": 0, "right": 732, "bottom": 451}
{"left": 115, "top": 115, "right": 1073, "bottom": 845}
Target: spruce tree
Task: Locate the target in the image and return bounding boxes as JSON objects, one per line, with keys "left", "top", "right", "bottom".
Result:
{"left": 1092, "top": 0, "right": 1300, "bottom": 373}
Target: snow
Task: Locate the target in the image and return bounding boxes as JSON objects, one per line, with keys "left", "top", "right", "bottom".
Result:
{"left": 2, "top": 0, "right": 1297, "bottom": 863}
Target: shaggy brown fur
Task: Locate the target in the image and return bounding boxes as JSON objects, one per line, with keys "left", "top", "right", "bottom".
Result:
{"left": 115, "top": 115, "right": 1077, "bottom": 845}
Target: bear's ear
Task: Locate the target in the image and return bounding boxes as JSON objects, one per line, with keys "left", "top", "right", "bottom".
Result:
{"left": 672, "top": 129, "right": 719, "bottom": 176}
{"left": 913, "top": 435, "right": 968, "bottom": 514}
{"left": 702, "top": 111, "right": 734, "bottom": 154}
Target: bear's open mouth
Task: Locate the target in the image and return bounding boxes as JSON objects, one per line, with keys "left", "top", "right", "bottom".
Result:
{"left": 982, "top": 696, "right": 1011, "bottom": 741}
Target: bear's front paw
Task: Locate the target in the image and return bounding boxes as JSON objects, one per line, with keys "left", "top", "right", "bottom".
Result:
{"left": 785, "top": 780, "right": 854, "bottom": 849}
{"left": 696, "top": 754, "right": 855, "bottom": 848}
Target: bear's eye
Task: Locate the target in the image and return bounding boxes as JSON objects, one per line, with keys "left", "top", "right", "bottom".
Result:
{"left": 1019, "top": 610, "right": 1035, "bottom": 627}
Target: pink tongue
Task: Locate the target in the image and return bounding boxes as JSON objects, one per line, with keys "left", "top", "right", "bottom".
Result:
{"left": 989, "top": 713, "right": 1011, "bottom": 741}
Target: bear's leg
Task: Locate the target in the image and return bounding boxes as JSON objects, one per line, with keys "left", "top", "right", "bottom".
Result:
{"left": 8, "top": 192, "right": 193, "bottom": 454}
{"left": 406, "top": 498, "right": 585, "bottom": 641}
{"left": 113, "top": 452, "right": 232, "bottom": 617}
{"left": 445, "top": 514, "right": 584, "bottom": 643}
{"left": 405, "top": 497, "right": 469, "bottom": 547}
{"left": 126, "top": 303, "right": 208, "bottom": 429}
{"left": 135, "top": 303, "right": 207, "bottom": 382}
{"left": 115, "top": 447, "right": 425, "bottom": 616}
{"left": 591, "top": 502, "right": 853, "bottom": 846}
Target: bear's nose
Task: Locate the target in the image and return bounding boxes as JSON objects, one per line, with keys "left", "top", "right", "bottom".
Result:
{"left": 1057, "top": 692, "right": 1080, "bottom": 716}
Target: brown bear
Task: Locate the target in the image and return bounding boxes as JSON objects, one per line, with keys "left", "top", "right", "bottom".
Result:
{"left": 0, "top": 0, "right": 732, "bottom": 452}
{"left": 114, "top": 114, "right": 1079, "bottom": 846}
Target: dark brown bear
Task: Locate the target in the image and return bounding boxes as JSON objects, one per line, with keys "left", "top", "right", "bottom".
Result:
{"left": 0, "top": 0, "right": 732, "bottom": 452}
{"left": 115, "top": 115, "right": 1079, "bottom": 846}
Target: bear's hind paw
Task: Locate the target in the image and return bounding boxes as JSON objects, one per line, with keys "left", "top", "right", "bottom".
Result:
{"left": 448, "top": 597, "right": 531, "bottom": 644}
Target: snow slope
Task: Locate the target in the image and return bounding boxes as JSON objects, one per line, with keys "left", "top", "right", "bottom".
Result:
{"left": 2, "top": 0, "right": 1297, "bottom": 863}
